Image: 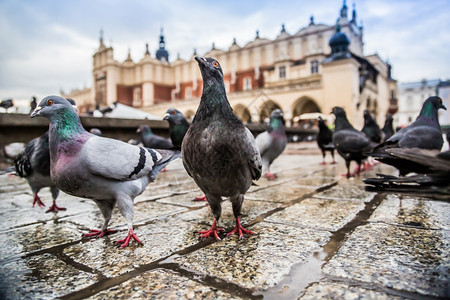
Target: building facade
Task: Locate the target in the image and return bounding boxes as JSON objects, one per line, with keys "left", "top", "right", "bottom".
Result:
{"left": 64, "top": 1, "right": 398, "bottom": 128}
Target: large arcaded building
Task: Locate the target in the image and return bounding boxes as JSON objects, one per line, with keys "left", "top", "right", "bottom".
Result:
{"left": 64, "top": 1, "right": 398, "bottom": 128}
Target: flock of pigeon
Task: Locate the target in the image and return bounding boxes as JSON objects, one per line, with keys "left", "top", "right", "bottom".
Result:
{"left": 6, "top": 56, "right": 449, "bottom": 248}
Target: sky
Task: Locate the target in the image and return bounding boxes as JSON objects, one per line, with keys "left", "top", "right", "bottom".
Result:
{"left": 0, "top": 0, "right": 449, "bottom": 101}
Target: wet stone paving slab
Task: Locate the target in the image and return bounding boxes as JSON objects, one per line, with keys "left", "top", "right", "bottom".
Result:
{"left": 0, "top": 143, "right": 449, "bottom": 299}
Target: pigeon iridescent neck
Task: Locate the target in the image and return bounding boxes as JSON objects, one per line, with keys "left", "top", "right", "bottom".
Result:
{"left": 416, "top": 101, "right": 440, "bottom": 128}
{"left": 49, "top": 109, "right": 85, "bottom": 140}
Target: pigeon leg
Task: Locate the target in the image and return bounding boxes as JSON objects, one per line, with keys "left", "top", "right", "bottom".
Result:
{"left": 320, "top": 150, "right": 326, "bottom": 164}
{"left": 330, "top": 150, "right": 337, "bottom": 164}
{"left": 227, "top": 194, "right": 255, "bottom": 239}
{"left": 193, "top": 195, "right": 207, "bottom": 201}
{"left": 197, "top": 219, "right": 224, "bottom": 241}
{"left": 46, "top": 187, "right": 65, "bottom": 213}
{"left": 342, "top": 161, "right": 354, "bottom": 177}
{"left": 32, "top": 192, "right": 45, "bottom": 208}
{"left": 116, "top": 228, "right": 142, "bottom": 248}
{"left": 46, "top": 200, "right": 67, "bottom": 213}
{"left": 197, "top": 195, "right": 224, "bottom": 240}
{"left": 227, "top": 217, "right": 255, "bottom": 239}
{"left": 115, "top": 196, "right": 142, "bottom": 247}
{"left": 84, "top": 199, "right": 116, "bottom": 238}
{"left": 84, "top": 228, "right": 117, "bottom": 238}
{"left": 264, "top": 172, "right": 277, "bottom": 180}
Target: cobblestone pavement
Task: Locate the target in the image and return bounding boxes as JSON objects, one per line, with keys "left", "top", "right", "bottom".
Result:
{"left": 0, "top": 143, "right": 448, "bottom": 299}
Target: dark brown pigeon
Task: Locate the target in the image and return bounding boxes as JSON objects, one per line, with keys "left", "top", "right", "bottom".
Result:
{"left": 182, "top": 57, "right": 262, "bottom": 240}
{"left": 331, "top": 106, "right": 373, "bottom": 177}
{"left": 137, "top": 125, "right": 173, "bottom": 149}
{"left": 316, "top": 116, "right": 336, "bottom": 165}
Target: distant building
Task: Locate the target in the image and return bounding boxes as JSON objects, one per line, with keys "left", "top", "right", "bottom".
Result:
{"left": 63, "top": 1, "right": 397, "bottom": 128}
{"left": 438, "top": 80, "right": 450, "bottom": 126}
{"left": 396, "top": 79, "right": 449, "bottom": 127}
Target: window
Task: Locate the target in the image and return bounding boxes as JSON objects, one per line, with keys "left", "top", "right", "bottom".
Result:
{"left": 133, "top": 87, "right": 142, "bottom": 107}
{"left": 279, "top": 66, "right": 286, "bottom": 79}
{"left": 311, "top": 60, "right": 319, "bottom": 74}
{"left": 243, "top": 77, "right": 252, "bottom": 91}
{"left": 185, "top": 87, "right": 192, "bottom": 99}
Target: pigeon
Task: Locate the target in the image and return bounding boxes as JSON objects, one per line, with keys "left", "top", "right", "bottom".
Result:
{"left": 0, "top": 98, "right": 14, "bottom": 111}
{"left": 316, "top": 116, "right": 336, "bottom": 165}
{"left": 361, "top": 110, "right": 382, "bottom": 143}
{"left": 182, "top": 56, "right": 262, "bottom": 240}
{"left": 89, "top": 128, "right": 102, "bottom": 136}
{"left": 14, "top": 131, "right": 62, "bottom": 212}
{"left": 30, "top": 95, "right": 180, "bottom": 247}
{"left": 381, "top": 114, "right": 394, "bottom": 142}
{"left": 137, "top": 125, "right": 173, "bottom": 149}
{"left": 13, "top": 98, "right": 77, "bottom": 213}
{"left": 331, "top": 106, "right": 373, "bottom": 177}
{"left": 163, "top": 108, "right": 190, "bottom": 148}
{"left": 370, "top": 96, "right": 446, "bottom": 175}
{"left": 255, "top": 109, "right": 287, "bottom": 179}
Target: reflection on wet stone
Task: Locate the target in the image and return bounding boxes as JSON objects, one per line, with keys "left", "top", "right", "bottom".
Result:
{"left": 0, "top": 253, "right": 98, "bottom": 299}
{"left": 323, "top": 223, "right": 450, "bottom": 297}
{"left": 174, "top": 222, "right": 330, "bottom": 290}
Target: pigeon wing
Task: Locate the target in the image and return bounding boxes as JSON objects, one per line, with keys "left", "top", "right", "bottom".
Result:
{"left": 334, "top": 130, "right": 371, "bottom": 153}
{"left": 245, "top": 128, "right": 263, "bottom": 180}
{"left": 255, "top": 131, "right": 272, "bottom": 157}
{"left": 397, "top": 126, "right": 443, "bottom": 149}
{"left": 80, "top": 136, "right": 162, "bottom": 181}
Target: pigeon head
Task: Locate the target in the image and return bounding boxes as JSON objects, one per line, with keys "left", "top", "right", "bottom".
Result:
{"left": 331, "top": 106, "right": 346, "bottom": 118}
{"left": 30, "top": 95, "right": 78, "bottom": 120}
{"left": 137, "top": 125, "right": 152, "bottom": 134}
{"left": 427, "top": 96, "right": 446, "bottom": 110}
{"left": 363, "top": 110, "right": 371, "bottom": 120}
{"left": 163, "top": 108, "right": 185, "bottom": 124}
{"left": 269, "top": 109, "right": 285, "bottom": 130}
{"left": 195, "top": 56, "right": 223, "bottom": 80}
{"left": 418, "top": 96, "right": 447, "bottom": 120}
{"left": 318, "top": 116, "right": 326, "bottom": 127}
{"left": 331, "top": 106, "right": 354, "bottom": 131}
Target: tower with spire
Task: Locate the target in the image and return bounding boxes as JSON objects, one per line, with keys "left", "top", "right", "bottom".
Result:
{"left": 156, "top": 27, "right": 169, "bottom": 62}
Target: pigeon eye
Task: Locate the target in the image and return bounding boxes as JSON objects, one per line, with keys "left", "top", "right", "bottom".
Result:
{"left": 213, "top": 61, "right": 219, "bottom": 67}
{"left": 47, "top": 99, "right": 53, "bottom": 106}
{"left": 171, "top": 110, "right": 177, "bottom": 115}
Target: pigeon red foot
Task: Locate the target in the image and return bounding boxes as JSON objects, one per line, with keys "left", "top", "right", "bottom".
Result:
{"left": 320, "top": 161, "right": 327, "bottom": 165}
{"left": 116, "top": 229, "right": 142, "bottom": 248}
{"left": 32, "top": 193, "right": 45, "bottom": 208}
{"left": 45, "top": 200, "right": 66, "bottom": 213}
{"left": 197, "top": 219, "right": 224, "bottom": 241}
{"left": 193, "top": 195, "right": 207, "bottom": 201}
{"left": 84, "top": 228, "right": 117, "bottom": 238}
{"left": 330, "top": 160, "right": 337, "bottom": 164}
{"left": 264, "top": 172, "right": 277, "bottom": 180}
{"left": 341, "top": 172, "right": 355, "bottom": 178}
{"left": 227, "top": 217, "right": 255, "bottom": 239}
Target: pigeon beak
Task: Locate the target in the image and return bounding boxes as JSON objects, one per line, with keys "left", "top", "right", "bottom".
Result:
{"left": 441, "top": 104, "right": 447, "bottom": 110}
{"left": 136, "top": 128, "right": 141, "bottom": 133}
{"left": 163, "top": 113, "right": 170, "bottom": 121}
{"left": 194, "top": 56, "right": 206, "bottom": 65}
{"left": 30, "top": 106, "right": 42, "bottom": 118}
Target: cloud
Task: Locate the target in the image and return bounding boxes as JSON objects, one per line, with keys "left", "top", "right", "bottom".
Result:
{"left": 0, "top": 0, "right": 449, "bottom": 100}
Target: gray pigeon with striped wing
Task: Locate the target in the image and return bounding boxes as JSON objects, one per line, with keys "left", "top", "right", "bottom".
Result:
{"left": 30, "top": 95, "right": 180, "bottom": 248}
